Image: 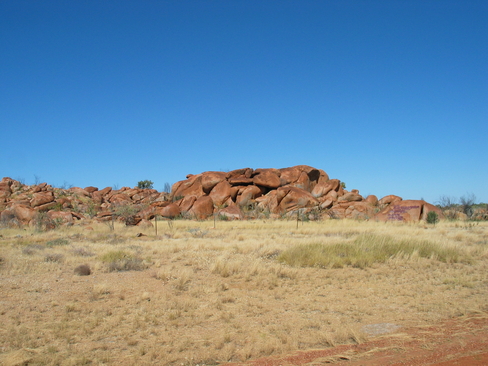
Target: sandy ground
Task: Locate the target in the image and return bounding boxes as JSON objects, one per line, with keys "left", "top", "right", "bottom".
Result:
{"left": 227, "top": 312, "right": 488, "bottom": 366}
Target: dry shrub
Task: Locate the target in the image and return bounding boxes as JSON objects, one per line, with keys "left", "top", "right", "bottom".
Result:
{"left": 154, "top": 267, "right": 172, "bottom": 281}
{"left": 74, "top": 264, "right": 91, "bottom": 276}
{"left": 172, "top": 268, "right": 193, "bottom": 291}
{"left": 22, "top": 244, "right": 45, "bottom": 255}
{"left": 70, "top": 247, "right": 95, "bottom": 257}
{"left": 92, "top": 283, "right": 110, "bottom": 297}
{"left": 211, "top": 256, "right": 242, "bottom": 277}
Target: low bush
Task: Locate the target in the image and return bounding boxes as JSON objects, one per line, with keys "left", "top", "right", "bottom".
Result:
{"left": 426, "top": 211, "right": 439, "bottom": 225}
{"left": 277, "top": 234, "right": 470, "bottom": 269}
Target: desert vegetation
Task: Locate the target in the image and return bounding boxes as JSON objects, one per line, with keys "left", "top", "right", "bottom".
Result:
{"left": 1, "top": 218, "right": 487, "bottom": 365}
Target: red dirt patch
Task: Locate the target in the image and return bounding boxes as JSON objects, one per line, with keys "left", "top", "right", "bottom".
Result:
{"left": 227, "top": 313, "right": 488, "bottom": 366}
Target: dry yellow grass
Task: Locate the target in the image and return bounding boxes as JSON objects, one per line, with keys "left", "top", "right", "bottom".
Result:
{"left": 1, "top": 219, "right": 487, "bottom": 365}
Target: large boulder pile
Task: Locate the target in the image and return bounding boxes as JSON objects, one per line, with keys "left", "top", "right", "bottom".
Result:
{"left": 0, "top": 165, "right": 445, "bottom": 228}
{"left": 169, "top": 165, "right": 444, "bottom": 222}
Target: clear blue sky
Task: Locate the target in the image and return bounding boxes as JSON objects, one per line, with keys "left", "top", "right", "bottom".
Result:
{"left": 1, "top": 1, "right": 487, "bottom": 204}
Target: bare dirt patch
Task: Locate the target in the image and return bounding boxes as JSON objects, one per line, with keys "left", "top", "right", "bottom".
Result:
{"left": 227, "top": 313, "right": 488, "bottom": 366}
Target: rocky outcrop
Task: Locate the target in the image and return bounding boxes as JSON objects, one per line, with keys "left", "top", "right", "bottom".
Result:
{"left": 375, "top": 200, "right": 444, "bottom": 222}
{"left": 0, "top": 165, "right": 450, "bottom": 227}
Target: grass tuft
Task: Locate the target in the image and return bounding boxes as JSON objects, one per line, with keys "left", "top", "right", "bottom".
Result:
{"left": 44, "top": 253, "right": 64, "bottom": 263}
{"left": 100, "top": 250, "right": 145, "bottom": 272}
{"left": 277, "top": 233, "right": 471, "bottom": 269}
{"left": 46, "top": 238, "right": 69, "bottom": 247}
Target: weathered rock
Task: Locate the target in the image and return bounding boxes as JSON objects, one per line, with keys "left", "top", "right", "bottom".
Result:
{"left": 253, "top": 170, "right": 281, "bottom": 189}
{"left": 277, "top": 186, "right": 319, "bottom": 212}
{"left": 338, "top": 192, "right": 363, "bottom": 202}
{"left": 365, "top": 195, "right": 379, "bottom": 205}
{"left": 71, "top": 211, "right": 85, "bottom": 220}
{"left": 375, "top": 200, "right": 443, "bottom": 222}
{"left": 324, "top": 190, "right": 339, "bottom": 202}
{"left": 136, "top": 219, "right": 153, "bottom": 228}
{"left": 189, "top": 196, "right": 214, "bottom": 219}
{"left": 209, "top": 180, "right": 232, "bottom": 206}
{"left": 12, "top": 204, "right": 36, "bottom": 224}
{"left": 279, "top": 165, "right": 321, "bottom": 189}
{"left": 228, "top": 176, "right": 254, "bottom": 185}
{"left": 421, "top": 202, "right": 445, "bottom": 221}
{"left": 96, "top": 211, "right": 113, "bottom": 221}
{"left": 92, "top": 187, "right": 112, "bottom": 203}
{"left": 35, "top": 202, "right": 58, "bottom": 212}
{"left": 218, "top": 204, "right": 243, "bottom": 220}
{"left": 160, "top": 203, "right": 181, "bottom": 218}
{"left": 124, "top": 188, "right": 141, "bottom": 198}
{"left": 201, "top": 172, "right": 227, "bottom": 194}
{"left": 84, "top": 186, "right": 98, "bottom": 194}
{"left": 177, "top": 196, "right": 198, "bottom": 213}
{"left": 230, "top": 186, "right": 241, "bottom": 201}
{"left": 319, "top": 199, "right": 333, "bottom": 209}
{"left": 172, "top": 174, "right": 204, "bottom": 198}
{"left": 256, "top": 190, "right": 280, "bottom": 213}
{"left": 236, "top": 185, "right": 263, "bottom": 207}
{"left": 125, "top": 215, "right": 142, "bottom": 226}
{"left": 226, "top": 168, "right": 253, "bottom": 181}
{"left": 137, "top": 206, "right": 156, "bottom": 220}
{"left": 56, "top": 197, "right": 72, "bottom": 209}
{"left": 328, "top": 205, "right": 346, "bottom": 219}
{"left": 0, "top": 178, "right": 12, "bottom": 199}
{"left": 317, "top": 169, "right": 330, "bottom": 184}
{"left": 109, "top": 193, "right": 132, "bottom": 204}
{"left": 30, "top": 192, "right": 55, "bottom": 208}
{"left": 379, "top": 195, "right": 402, "bottom": 206}
{"left": 311, "top": 179, "right": 340, "bottom": 198}
{"left": 279, "top": 166, "right": 302, "bottom": 186}
{"left": 32, "top": 182, "right": 48, "bottom": 193}
{"left": 47, "top": 211, "right": 73, "bottom": 223}
{"left": 344, "top": 202, "right": 374, "bottom": 220}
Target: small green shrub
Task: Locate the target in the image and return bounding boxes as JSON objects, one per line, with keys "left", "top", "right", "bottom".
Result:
{"left": 137, "top": 180, "right": 154, "bottom": 189}
{"left": 277, "top": 234, "right": 470, "bottom": 269}
{"left": 426, "top": 211, "right": 439, "bottom": 226}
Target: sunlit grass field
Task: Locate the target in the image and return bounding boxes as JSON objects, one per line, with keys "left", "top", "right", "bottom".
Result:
{"left": 1, "top": 218, "right": 487, "bottom": 365}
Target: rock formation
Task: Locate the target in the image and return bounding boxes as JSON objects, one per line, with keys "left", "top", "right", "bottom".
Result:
{"left": 0, "top": 166, "right": 451, "bottom": 228}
